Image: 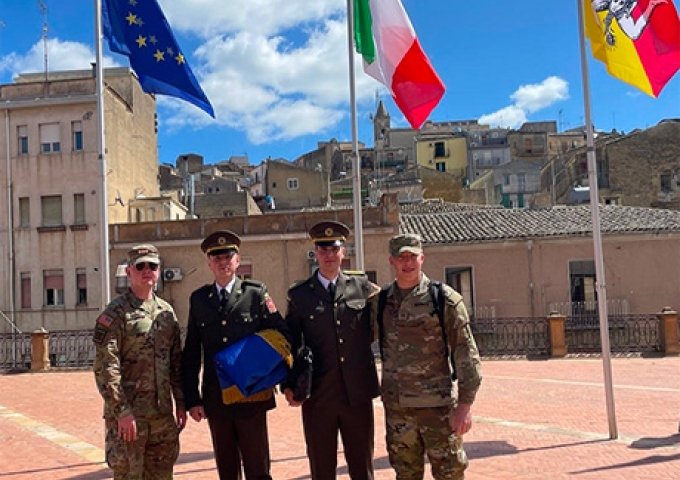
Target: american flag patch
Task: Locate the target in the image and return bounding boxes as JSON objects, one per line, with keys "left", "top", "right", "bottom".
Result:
{"left": 264, "top": 293, "right": 277, "bottom": 314}
{"left": 96, "top": 314, "right": 114, "bottom": 328}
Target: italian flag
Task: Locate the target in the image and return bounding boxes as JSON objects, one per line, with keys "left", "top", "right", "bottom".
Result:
{"left": 354, "top": 0, "right": 445, "bottom": 129}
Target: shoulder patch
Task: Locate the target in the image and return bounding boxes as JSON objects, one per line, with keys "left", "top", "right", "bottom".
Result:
{"left": 263, "top": 292, "right": 278, "bottom": 314}
{"left": 96, "top": 314, "right": 114, "bottom": 328}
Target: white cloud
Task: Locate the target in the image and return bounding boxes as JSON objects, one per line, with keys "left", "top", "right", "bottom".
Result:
{"left": 1, "top": 2, "right": 381, "bottom": 147}
{"left": 479, "top": 106, "right": 527, "bottom": 130}
{"left": 479, "top": 76, "right": 569, "bottom": 129}
{"left": 0, "top": 38, "right": 119, "bottom": 79}
{"left": 511, "top": 76, "right": 568, "bottom": 113}
{"left": 162, "top": 0, "right": 345, "bottom": 37}
{"left": 162, "top": 17, "right": 377, "bottom": 144}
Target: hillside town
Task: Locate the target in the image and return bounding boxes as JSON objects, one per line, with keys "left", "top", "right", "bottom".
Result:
{"left": 2, "top": 67, "right": 680, "bottom": 345}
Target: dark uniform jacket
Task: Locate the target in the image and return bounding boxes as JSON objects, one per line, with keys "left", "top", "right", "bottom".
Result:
{"left": 285, "top": 270, "right": 380, "bottom": 406}
{"left": 181, "top": 278, "right": 288, "bottom": 415}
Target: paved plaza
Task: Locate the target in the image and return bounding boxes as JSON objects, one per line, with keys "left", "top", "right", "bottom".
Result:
{"left": 0, "top": 356, "right": 678, "bottom": 479}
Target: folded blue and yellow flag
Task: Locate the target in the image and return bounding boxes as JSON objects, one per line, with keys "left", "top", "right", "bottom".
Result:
{"left": 214, "top": 329, "right": 292, "bottom": 405}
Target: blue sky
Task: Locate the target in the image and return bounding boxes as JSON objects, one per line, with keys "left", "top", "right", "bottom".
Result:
{"left": 1, "top": 0, "right": 679, "bottom": 167}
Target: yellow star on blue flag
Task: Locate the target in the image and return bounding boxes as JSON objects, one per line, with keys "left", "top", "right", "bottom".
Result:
{"left": 102, "top": 0, "right": 214, "bottom": 117}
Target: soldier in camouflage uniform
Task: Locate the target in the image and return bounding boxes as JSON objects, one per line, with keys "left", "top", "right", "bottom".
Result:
{"left": 93, "top": 244, "right": 186, "bottom": 480}
{"left": 377, "top": 234, "right": 482, "bottom": 480}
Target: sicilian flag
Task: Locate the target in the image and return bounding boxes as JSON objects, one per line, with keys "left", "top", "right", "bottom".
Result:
{"left": 214, "top": 329, "right": 293, "bottom": 405}
{"left": 354, "top": 0, "right": 445, "bottom": 129}
{"left": 585, "top": 0, "right": 680, "bottom": 97}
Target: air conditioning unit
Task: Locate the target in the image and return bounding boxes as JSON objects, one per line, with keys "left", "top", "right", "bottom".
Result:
{"left": 163, "top": 267, "right": 183, "bottom": 282}
{"left": 306, "top": 250, "right": 316, "bottom": 261}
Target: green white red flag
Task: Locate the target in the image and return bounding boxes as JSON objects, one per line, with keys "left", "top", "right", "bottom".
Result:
{"left": 354, "top": 0, "right": 445, "bottom": 129}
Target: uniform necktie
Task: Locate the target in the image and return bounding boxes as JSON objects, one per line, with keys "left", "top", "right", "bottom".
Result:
{"left": 328, "top": 282, "right": 336, "bottom": 300}
{"left": 219, "top": 288, "right": 228, "bottom": 311}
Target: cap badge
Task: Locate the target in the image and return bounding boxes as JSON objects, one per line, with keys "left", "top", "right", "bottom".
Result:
{"left": 324, "top": 227, "right": 333, "bottom": 237}
{"left": 218, "top": 237, "right": 226, "bottom": 245}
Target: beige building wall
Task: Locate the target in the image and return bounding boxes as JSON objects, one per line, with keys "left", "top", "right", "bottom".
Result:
{"left": 267, "top": 161, "right": 328, "bottom": 210}
{"left": 421, "top": 233, "right": 680, "bottom": 318}
{"left": 0, "top": 68, "right": 157, "bottom": 333}
{"left": 109, "top": 199, "right": 400, "bottom": 326}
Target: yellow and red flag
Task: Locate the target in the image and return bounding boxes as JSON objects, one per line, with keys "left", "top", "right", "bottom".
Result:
{"left": 584, "top": 0, "right": 680, "bottom": 96}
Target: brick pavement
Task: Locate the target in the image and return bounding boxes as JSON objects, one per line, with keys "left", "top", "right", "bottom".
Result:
{"left": 0, "top": 356, "right": 678, "bottom": 479}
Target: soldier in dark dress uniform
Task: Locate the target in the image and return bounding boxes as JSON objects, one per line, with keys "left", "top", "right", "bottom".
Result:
{"left": 283, "top": 221, "right": 380, "bottom": 480}
{"left": 181, "top": 230, "right": 288, "bottom": 480}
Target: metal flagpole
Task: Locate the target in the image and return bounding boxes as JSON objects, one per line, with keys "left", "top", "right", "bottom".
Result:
{"left": 346, "top": 0, "right": 365, "bottom": 270}
{"left": 95, "top": 0, "right": 111, "bottom": 307}
{"left": 576, "top": 0, "right": 617, "bottom": 439}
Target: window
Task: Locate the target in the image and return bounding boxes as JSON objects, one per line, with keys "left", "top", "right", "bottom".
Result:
{"left": 446, "top": 267, "right": 474, "bottom": 317}
{"left": 41, "top": 195, "right": 63, "bottom": 227}
{"left": 523, "top": 137, "right": 533, "bottom": 153}
{"left": 76, "top": 268, "right": 87, "bottom": 305}
{"left": 74, "top": 193, "right": 85, "bottom": 225}
{"left": 72, "top": 121, "right": 83, "bottom": 151}
{"left": 287, "top": 178, "right": 299, "bottom": 190}
{"left": 365, "top": 270, "right": 377, "bottom": 284}
{"left": 19, "top": 197, "right": 30, "bottom": 227}
{"left": 17, "top": 125, "right": 28, "bottom": 155}
{"left": 569, "top": 260, "right": 596, "bottom": 310}
{"left": 20, "top": 272, "right": 31, "bottom": 309}
{"left": 39, "top": 123, "right": 61, "bottom": 153}
{"left": 503, "top": 174, "right": 510, "bottom": 186}
{"left": 434, "top": 141, "right": 446, "bottom": 157}
{"left": 237, "top": 264, "right": 252, "bottom": 280}
{"left": 517, "top": 173, "right": 526, "bottom": 192}
{"left": 44, "top": 269, "right": 65, "bottom": 306}
{"left": 435, "top": 161, "right": 446, "bottom": 172}
{"left": 604, "top": 197, "right": 619, "bottom": 205}
{"left": 660, "top": 173, "right": 672, "bottom": 193}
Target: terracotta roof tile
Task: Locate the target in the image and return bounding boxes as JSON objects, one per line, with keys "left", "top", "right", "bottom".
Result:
{"left": 400, "top": 204, "right": 680, "bottom": 244}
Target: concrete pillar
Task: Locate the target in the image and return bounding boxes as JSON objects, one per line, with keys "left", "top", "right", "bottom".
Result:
{"left": 657, "top": 307, "right": 679, "bottom": 356}
{"left": 31, "top": 328, "right": 50, "bottom": 371}
{"left": 548, "top": 312, "right": 567, "bottom": 357}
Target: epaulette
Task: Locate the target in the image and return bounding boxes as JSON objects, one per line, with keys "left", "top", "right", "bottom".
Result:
{"left": 241, "top": 278, "right": 264, "bottom": 288}
{"left": 288, "top": 278, "right": 309, "bottom": 292}
{"left": 343, "top": 270, "right": 366, "bottom": 276}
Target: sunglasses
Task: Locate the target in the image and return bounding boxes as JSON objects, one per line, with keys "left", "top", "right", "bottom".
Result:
{"left": 134, "top": 262, "right": 160, "bottom": 272}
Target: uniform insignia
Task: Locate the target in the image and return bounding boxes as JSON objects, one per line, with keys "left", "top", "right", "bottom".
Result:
{"left": 97, "top": 314, "right": 113, "bottom": 328}
{"left": 264, "top": 293, "right": 277, "bottom": 314}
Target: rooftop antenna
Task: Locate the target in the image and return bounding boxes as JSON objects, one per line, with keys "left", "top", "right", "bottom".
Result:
{"left": 39, "top": 1, "right": 48, "bottom": 83}
{"left": 558, "top": 109, "right": 563, "bottom": 132}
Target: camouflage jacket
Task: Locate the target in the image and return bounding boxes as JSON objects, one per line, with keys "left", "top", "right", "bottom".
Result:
{"left": 377, "top": 273, "right": 482, "bottom": 408}
{"left": 93, "top": 290, "right": 184, "bottom": 420}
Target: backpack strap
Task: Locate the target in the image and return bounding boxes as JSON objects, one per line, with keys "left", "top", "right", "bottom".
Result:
{"left": 429, "top": 281, "right": 457, "bottom": 382}
{"left": 376, "top": 287, "right": 389, "bottom": 360}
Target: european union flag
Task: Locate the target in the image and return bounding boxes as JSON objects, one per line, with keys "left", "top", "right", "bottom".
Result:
{"left": 102, "top": 0, "right": 214, "bottom": 117}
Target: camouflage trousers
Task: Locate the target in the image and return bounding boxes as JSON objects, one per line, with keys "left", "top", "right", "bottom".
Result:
{"left": 105, "top": 414, "right": 180, "bottom": 480}
{"left": 384, "top": 403, "right": 468, "bottom": 480}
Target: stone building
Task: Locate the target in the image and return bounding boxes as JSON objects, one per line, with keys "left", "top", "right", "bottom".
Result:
{"left": 543, "top": 122, "right": 680, "bottom": 208}
{"left": 0, "top": 68, "right": 158, "bottom": 333}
